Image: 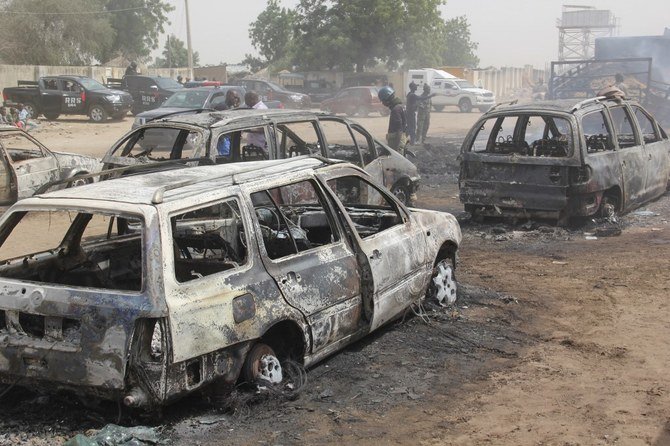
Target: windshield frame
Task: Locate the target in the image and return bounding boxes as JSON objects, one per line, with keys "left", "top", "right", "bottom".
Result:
{"left": 77, "top": 77, "right": 107, "bottom": 91}
{"left": 155, "top": 77, "right": 184, "bottom": 90}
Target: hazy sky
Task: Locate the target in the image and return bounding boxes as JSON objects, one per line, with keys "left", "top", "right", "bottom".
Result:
{"left": 162, "top": 0, "right": 669, "bottom": 69}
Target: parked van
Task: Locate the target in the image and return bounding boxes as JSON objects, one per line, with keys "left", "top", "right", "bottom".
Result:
{"left": 459, "top": 93, "right": 670, "bottom": 225}
{"left": 407, "top": 68, "right": 496, "bottom": 113}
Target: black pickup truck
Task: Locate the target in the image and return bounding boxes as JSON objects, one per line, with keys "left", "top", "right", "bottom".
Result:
{"left": 2, "top": 75, "right": 133, "bottom": 122}
{"left": 106, "top": 75, "right": 183, "bottom": 115}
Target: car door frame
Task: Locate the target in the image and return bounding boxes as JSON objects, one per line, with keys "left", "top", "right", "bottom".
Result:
{"left": 629, "top": 104, "right": 670, "bottom": 201}
{"left": 6, "top": 133, "right": 60, "bottom": 199}
{"left": 317, "top": 168, "right": 429, "bottom": 332}
{"left": 244, "top": 174, "right": 367, "bottom": 356}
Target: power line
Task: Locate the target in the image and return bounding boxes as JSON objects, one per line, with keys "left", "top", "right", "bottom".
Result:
{"left": 2, "top": 6, "right": 148, "bottom": 15}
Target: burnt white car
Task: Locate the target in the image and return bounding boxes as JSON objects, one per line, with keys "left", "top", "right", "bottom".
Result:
{"left": 0, "top": 125, "right": 101, "bottom": 204}
{"left": 102, "top": 109, "right": 420, "bottom": 205}
{"left": 0, "top": 157, "right": 460, "bottom": 409}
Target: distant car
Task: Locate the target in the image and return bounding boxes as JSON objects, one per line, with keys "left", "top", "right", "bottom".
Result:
{"left": 287, "top": 79, "right": 336, "bottom": 104}
{"left": 0, "top": 125, "right": 101, "bottom": 203}
{"left": 459, "top": 93, "right": 670, "bottom": 224}
{"left": 132, "top": 86, "right": 246, "bottom": 127}
{"left": 183, "top": 80, "right": 223, "bottom": 88}
{"left": 320, "top": 87, "right": 388, "bottom": 117}
{"left": 234, "top": 79, "right": 311, "bottom": 109}
{"left": 102, "top": 109, "right": 420, "bottom": 205}
{"left": 0, "top": 157, "right": 461, "bottom": 408}
{"left": 109, "top": 75, "right": 184, "bottom": 115}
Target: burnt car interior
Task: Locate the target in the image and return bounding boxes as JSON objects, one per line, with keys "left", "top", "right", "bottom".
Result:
{"left": 275, "top": 121, "right": 321, "bottom": 159}
{"left": 118, "top": 127, "right": 201, "bottom": 161}
{"left": 0, "top": 210, "right": 143, "bottom": 292}
{"left": 472, "top": 114, "right": 572, "bottom": 157}
{"left": 251, "top": 180, "right": 338, "bottom": 260}
{"left": 0, "top": 132, "right": 47, "bottom": 163}
{"left": 171, "top": 199, "right": 248, "bottom": 282}
{"left": 582, "top": 110, "right": 616, "bottom": 153}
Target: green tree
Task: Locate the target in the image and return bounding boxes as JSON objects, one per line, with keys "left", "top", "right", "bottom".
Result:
{"left": 0, "top": 0, "right": 113, "bottom": 65}
{"left": 441, "top": 16, "right": 479, "bottom": 67}
{"left": 153, "top": 34, "right": 199, "bottom": 68}
{"left": 98, "top": 0, "right": 174, "bottom": 63}
{"left": 248, "top": 0, "right": 297, "bottom": 69}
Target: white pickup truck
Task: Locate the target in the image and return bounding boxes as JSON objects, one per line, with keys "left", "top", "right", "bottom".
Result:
{"left": 407, "top": 69, "right": 496, "bottom": 113}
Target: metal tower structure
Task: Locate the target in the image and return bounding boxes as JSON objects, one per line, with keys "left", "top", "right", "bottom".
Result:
{"left": 557, "top": 5, "right": 617, "bottom": 61}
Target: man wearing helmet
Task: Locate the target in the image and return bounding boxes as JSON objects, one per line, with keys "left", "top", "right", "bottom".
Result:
{"left": 378, "top": 85, "right": 407, "bottom": 152}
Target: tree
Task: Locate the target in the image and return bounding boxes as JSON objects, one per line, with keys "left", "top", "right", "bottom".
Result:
{"left": 248, "top": 0, "right": 479, "bottom": 73}
{"left": 248, "top": 0, "right": 297, "bottom": 69}
{"left": 153, "top": 34, "right": 199, "bottom": 68}
{"left": 441, "top": 16, "right": 479, "bottom": 67}
{"left": 99, "top": 0, "right": 174, "bottom": 63}
{"left": 0, "top": 0, "right": 172, "bottom": 65}
{"left": 0, "top": 0, "right": 113, "bottom": 65}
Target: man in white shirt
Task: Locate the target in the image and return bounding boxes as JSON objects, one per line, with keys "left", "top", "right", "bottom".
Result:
{"left": 244, "top": 91, "right": 269, "bottom": 154}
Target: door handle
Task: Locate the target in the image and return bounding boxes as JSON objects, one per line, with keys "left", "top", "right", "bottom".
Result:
{"left": 370, "top": 249, "right": 382, "bottom": 260}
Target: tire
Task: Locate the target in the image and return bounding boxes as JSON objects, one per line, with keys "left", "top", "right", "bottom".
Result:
{"left": 131, "top": 106, "right": 141, "bottom": 116}
{"left": 23, "top": 102, "right": 38, "bottom": 119}
{"left": 44, "top": 112, "right": 60, "bottom": 121}
{"left": 345, "top": 106, "right": 357, "bottom": 117}
{"left": 89, "top": 104, "right": 108, "bottom": 122}
{"left": 426, "top": 259, "right": 457, "bottom": 306}
{"left": 433, "top": 105, "right": 445, "bottom": 112}
{"left": 112, "top": 112, "right": 127, "bottom": 120}
{"left": 242, "top": 343, "right": 283, "bottom": 384}
{"left": 458, "top": 99, "right": 472, "bottom": 113}
{"left": 478, "top": 106, "right": 491, "bottom": 113}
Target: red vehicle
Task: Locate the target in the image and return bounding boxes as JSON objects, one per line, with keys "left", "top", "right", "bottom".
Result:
{"left": 320, "top": 86, "right": 388, "bottom": 117}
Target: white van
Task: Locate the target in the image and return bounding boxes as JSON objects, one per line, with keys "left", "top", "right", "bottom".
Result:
{"left": 407, "top": 68, "right": 496, "bottom": 113}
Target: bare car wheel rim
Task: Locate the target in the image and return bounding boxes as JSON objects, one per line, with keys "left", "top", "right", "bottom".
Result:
{"left": 258, "top": 354, "right": 282, "bottom": 384}
{"left": 392, "top": 185, "right": 407, "bottom": 204}
{"left": 431, "top": 260, "right": 457, "bottom": 306}
{"left": 90, "top": 107, "right": 104, "bottom": 121}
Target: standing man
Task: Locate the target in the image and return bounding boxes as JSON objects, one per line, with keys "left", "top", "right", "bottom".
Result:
{"left": 243, "top": 91, "right": 269, "bottom": 156}
{"left": 416, "top": 84, "right": 435, "bottom": 145}
{"left": 614, "top": 73, "right": 628, "bottom": 97}
{"left": 125, "top": 61, "right": 138, "bottom": 76}
{"left": 405, "top": 82, "right": 419, "bottom": 145}
{"left": 377, "top": 86, "right": 407, "bottom": 153}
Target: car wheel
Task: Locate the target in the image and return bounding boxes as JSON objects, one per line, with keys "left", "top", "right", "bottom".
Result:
{"left": 44, "top": 112, "right": 60, "bottom": 120}
{"left": 478, "top": 106, "right": 491, "bottom": 113}
{"left": 345, "top": 106, "right": 357, "bottom": 117}
{"left": 433, "top": 105, "right": 445, "bottom": 112}
{"left": 598, "top": 192, "right": 620, "bottom": 219}
{"left": 131, "top": 106, "right": 141, "bottom": 116}
{"left": 23, "top": 102, "right": 38, "bottom": 119}
{"left": 458, "top": 99, "right": 472, "bottom": 113}
{"left": 242, "top": 343, "right": 283, "bottom": 384}
{"left": 112, "top": 112, "right": 127, "bottom": 120}
{"left": 426, "top": 259, "right": 457, "bottom": 306}
{"left": 89, "top": 105, "right": 108, "bottom": 122}
{"left": 67, "top": 175, "right": 91, "bottom": 188}
{"left": 391, "top": 183, "right": 411, "bottom": 206}
{"left": 356, "top": 106, "right": 369, "bottom": 117}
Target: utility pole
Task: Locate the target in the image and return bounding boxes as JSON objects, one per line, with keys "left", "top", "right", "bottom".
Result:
{"left": 185, "top": 0, "right": 194, "bottom": 80}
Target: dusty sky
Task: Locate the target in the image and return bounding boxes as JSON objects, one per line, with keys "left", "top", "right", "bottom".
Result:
{"left": 162, "top": 0, "right": 669, "bottom": 69}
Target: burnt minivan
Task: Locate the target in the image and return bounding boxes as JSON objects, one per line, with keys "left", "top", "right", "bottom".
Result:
{"left": 459, "top": 94, "right": 670, "bottom": 224}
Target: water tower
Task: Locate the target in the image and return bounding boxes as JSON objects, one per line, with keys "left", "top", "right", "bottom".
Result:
{"left": 557, "top": 5, "right": 617, "bottom": 61}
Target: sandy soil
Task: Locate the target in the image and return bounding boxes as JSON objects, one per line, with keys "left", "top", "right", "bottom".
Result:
{"left": 1, "top": 110, "right": 669, "bottom": 446}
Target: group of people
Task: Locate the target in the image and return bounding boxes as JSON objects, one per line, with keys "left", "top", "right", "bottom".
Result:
{"left": 378, "top": 81, "right": 436, "bottom": 153}
{"left": 0, "top": 104, "right": 37, "bottom": 131}
{"left": 216, "top": 90, "right": 268, "bottom": 157}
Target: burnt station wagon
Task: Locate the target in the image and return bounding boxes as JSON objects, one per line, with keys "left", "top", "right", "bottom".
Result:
{"left": 0, "top": 157, "right": 460, "bottom": 408}
{"left": 102, "top": 109, "right": 420, "bottom": 206}
{"left": 459, "top": 94, "right": 670, "bottom": 224}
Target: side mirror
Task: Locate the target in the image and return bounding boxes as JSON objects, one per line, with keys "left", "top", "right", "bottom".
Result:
{"left": 150, "top": 85, "right": 158, "bottom": 91}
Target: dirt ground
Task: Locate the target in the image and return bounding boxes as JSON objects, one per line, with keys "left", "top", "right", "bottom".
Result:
{"left": 1, "top": 111, "right": 669, "bottom": 446}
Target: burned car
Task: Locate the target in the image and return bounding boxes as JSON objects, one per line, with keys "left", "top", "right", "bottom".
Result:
{"left": 102, "top": 109, "right": 420, "bottom": 205}
{"left": 0, "top": 157, "right": 461, "bottom": 408}
{"left": 0, "top": 125, "right": 101, "bottom": 204}
{"left": 459, "top": 94, "right": 670, "bottom": 224}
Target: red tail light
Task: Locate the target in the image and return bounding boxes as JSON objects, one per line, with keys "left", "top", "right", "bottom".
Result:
{"left": 80, "top": 91, "right": 86, "bottom": 103}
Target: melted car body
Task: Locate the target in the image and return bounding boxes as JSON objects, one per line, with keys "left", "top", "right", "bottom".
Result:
{"left": 459, "top": 96, "right": 670, "bottom": 223}
{"left": 0, "top": 157, "right": 460, "bottom": 409}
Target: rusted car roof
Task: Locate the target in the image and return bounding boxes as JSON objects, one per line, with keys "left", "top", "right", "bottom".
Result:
{"left": 35, "top": 157, "right": 340, "bottom": 205}
{"left": 488, "top": 97, "right": 639, "bottom": 115}
{"left": 146, "top": 108, "right": 327, "bottom": 128}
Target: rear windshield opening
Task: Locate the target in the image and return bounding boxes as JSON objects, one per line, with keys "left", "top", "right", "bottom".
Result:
{"left": 471, "top": 114, "right": 573, "bottom": 158}
{"left": 0, "top": 210, "right": 144, "bottom": 292}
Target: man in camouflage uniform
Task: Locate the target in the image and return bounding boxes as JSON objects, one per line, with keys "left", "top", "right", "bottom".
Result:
{"left": 416, "top": 84, "right": 434, "bottom": 145}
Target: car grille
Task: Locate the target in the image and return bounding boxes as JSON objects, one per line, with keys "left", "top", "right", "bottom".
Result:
{"left": 483, "top": 92, "right": 493, "bottom": 97}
